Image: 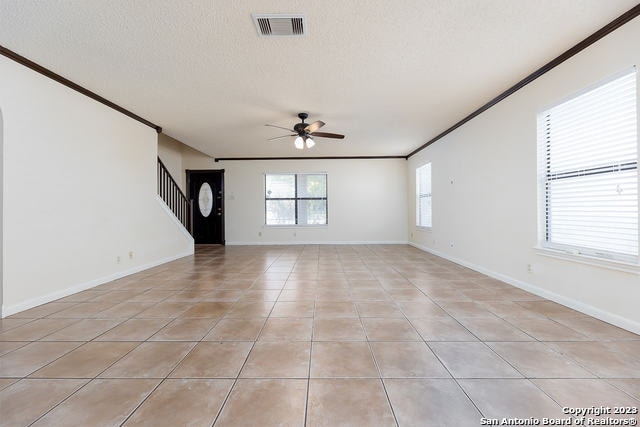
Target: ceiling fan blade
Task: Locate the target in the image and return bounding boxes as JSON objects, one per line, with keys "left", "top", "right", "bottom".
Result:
{"left": 268, "top": 134, "right": 296, "bottom": 141}
{"left": 265, "top": 124, "right": 295, "bottom": 132}
{"left": 310, "top": 131, "right": 345, "bottom": 139}
{"left": 304, "top": 120, "right": 325, "bottom": 133}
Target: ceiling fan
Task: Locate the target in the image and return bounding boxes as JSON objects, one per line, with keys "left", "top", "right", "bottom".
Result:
{"left": 265, "top": 112, "right": 345, "bottom": 149}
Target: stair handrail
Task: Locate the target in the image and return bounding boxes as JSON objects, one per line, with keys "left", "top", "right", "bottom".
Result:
{"left": 157, "top": 157, "right": 193, "bottom": 234}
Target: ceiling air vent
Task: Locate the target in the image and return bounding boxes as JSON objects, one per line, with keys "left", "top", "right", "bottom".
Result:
{"left": 252, "top": 14, "right": 305, "bottom": 37}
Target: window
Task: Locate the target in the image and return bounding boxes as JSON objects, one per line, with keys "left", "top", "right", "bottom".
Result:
{"left": 265, "top": 173, "right": 327, "bottom": 225}
{"left": 416, "top": 163, "right": 432, "bottom": 228}
{"left": 538, "top": 68, "right": 638, "bottom": 263}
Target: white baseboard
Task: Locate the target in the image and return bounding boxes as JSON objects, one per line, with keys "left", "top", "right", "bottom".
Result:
{"left": 2, "top": 250, "right": 193, "bottom": 318}
{"left": 226, "top": 240, "right": 409, "bottom": 246}
{"left": 409, "top": 242, "right": 640, "bottom": 335}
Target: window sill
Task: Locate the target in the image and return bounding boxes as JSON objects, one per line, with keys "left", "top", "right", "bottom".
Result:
{"left": 264, "top": 225, "right": 328, "bottom": 228}
{"left": 534, "top": 246, "right": 640, "bottom": 275}
{"left": 415, "top": 226, "right": 432, "bottom": 232}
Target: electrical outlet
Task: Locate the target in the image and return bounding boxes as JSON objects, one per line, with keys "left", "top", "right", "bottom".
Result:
{"left": 449, "top": 241, "right": 454, "bottom": 248}
{"left": 129, "top": 251, "right": 134, "bottom": 259}
{"left": 116, "top": 256, "right": 121, "bottom": 264}
{"left": 258, "top": 231, "right": 262, "bottom": 237}
{"left": 527, "top": 263, "right": 533, "bottom": 273}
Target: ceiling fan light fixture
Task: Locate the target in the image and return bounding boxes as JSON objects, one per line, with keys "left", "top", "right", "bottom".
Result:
{"left": 306, "top": 137, "right": 315, "bottom": 148}
{"left": 294, "top": 136, "right": 304, "bottom": 149}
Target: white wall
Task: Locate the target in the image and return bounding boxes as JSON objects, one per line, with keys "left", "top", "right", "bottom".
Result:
{"left": 157, "top": 133, "right": 215, "bottom": 193}
{"left": 158, "top": 133, "right": 184, "bottom": 191}
{"left": 408, "top": 17, "right": 640, "bottom": 333}
{"left": 219, "top": 158, "right": 408, "bottom": 245}
{"left": 182, "top": 145, "right": 216, "bottom": 182}
{"left": 0, "top": 108, "right": 3, "bottom": 317}
{"left": 0, "top": 56, "right": 194, "bottom": 316}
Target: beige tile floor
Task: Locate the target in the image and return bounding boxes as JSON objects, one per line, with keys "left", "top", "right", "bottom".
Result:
{"left": 1, "top": 244, "right": 639, "bottom": 426}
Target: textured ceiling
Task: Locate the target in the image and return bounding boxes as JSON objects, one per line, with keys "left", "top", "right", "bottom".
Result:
{"left": 1, "top": 1, "right": 638, "bottom": 158}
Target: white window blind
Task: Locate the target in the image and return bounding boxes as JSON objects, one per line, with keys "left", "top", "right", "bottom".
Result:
{"left": 416, "top": 163, "right": 432, "bottom": 228}
{"left": 538, "top": 68, "right": 638, "bottom": 263}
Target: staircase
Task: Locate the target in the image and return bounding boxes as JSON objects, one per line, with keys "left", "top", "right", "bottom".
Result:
{"left": 157, "top": 157, "right": 192, "bottom": 234}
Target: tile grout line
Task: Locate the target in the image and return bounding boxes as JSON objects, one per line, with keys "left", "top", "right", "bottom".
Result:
{"left": 392, "top": 261, "right": 491, "bottom": 420}
{"left": 374, "top": 246, "right": 483, "bottom": 423}
{"left": 26, "top": 378, "right": 93, "bottom": 427}
{"left": 365, "top": 329, "right": 400, "bottom": 427}
{"left": 296, "top": 248, "right": 323, "bottom": 427}
{"left": 2, "top": 244, "right": 640, "bottom": 425}
{"left": 24, "top": 338, "right": 147, "bottom": 426}
{"left": 304, "top": 296, "right": 317, "bottom": 427}
{"left": 378, "top": 256, "right": 493, "bottom": 421}
{"left": 211, "top": 251, "right": 291, "bottom": 426}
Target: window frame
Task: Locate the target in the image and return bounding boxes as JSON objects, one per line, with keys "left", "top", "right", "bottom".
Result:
{"left": 264, "top": 173, "right": 328, "bottom": 226}
{"left": 536, "top": 68, "right": 639, "bottom": 265}
{"left": 416, "top": 162, "right": 432, "bottom": 229}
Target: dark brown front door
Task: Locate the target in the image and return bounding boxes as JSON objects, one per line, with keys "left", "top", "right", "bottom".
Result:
{"left": 187, "top": 170, "right": 225, "bottom": 244}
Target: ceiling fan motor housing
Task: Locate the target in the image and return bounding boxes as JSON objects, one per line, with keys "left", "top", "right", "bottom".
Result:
{"left": 293, "top": 123, "right": 307, "bottom": 134}
{"left": 294, "top": 112, "right": 309, "bottom": 135}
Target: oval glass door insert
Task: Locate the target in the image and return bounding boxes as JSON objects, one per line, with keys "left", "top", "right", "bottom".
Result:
{"left": 198, "top": 182, "right": 213, "bottom": 217}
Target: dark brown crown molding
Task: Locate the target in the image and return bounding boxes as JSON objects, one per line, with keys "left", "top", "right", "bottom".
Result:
{"left": 215, "top": 155, "right": 406, "bottom": 162}
{"left": 3, "top": 3, "right": 638, "bottom": 153}
{"left": 0, "top": 45, "right": 162, "bottom": 133}
{"left": 406, "top": 3, "right": 640, "bottom": 159}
